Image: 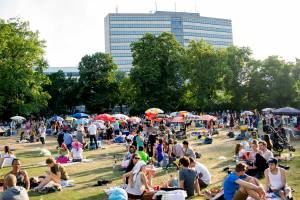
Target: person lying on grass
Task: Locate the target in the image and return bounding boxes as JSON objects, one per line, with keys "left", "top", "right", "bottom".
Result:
{"left": 33, "top": 158, "right": 69, "bottom": 191}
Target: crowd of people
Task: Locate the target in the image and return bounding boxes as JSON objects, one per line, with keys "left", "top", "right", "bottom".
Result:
{"left": 0, "top": 111, "right": 297, "bottom": 200}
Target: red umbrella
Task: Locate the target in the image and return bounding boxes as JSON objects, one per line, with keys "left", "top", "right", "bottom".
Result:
{"left": 94, "top": 114, "right": 115, "bottom": 122}
{"left": 171, "top": 117, "right": 184, "bottom": 123}
{"left": 198, "top": 115, "right": 217, "bottom": 121}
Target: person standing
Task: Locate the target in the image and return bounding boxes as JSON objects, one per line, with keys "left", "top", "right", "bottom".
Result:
{"left": 88, "top": 122, "right": 98, "bottom": 149}
{"left": 38, "top": 123, "right": 46, "bottom": 145}
{"left": 63, "top": 130, "right": 73, "bottom": 150}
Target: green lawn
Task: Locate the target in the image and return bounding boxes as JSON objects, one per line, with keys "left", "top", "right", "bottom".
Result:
{"left": 0, "top": 130, "right": 299, "bottom": 200}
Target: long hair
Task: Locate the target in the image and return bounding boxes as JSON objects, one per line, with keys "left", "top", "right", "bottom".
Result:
{"left": 235, "top": 144, "right": 242, "bottom": 155}
{"left": 264, "top": 134, "right": 273, "bottom": 150}
{"left": 126, "top": 153, "right": 139, "bottom": 173}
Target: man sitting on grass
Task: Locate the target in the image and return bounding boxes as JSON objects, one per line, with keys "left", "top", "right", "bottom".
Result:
{"left": 265, "top": 158, "right": 292, "bottom": 200}
{"left": 34, "top": 158, "right": 69, "bottom": 191}
{"left": 223, "top": 162, "right": 266, "bottom": 200}
{"left": 1, "top": 174, "right": 29, "bottom": 200}
{"left": 189, "top": 157, "right": 211, "bottom": 191}
{"left": 179, "top": 156, "right": 200, "bottom": 198}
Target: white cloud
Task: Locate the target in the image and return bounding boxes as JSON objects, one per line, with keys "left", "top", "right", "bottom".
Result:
{"left": 0, "top": 0, "right": 299, "bottom": 67}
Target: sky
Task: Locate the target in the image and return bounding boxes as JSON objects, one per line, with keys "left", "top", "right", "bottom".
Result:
{"left": 0, "top": 0, "right": 299, "bottom": 67}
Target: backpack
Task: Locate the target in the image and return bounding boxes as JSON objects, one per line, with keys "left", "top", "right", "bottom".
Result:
{"left": 227, "top": 132, "right": 235, "bottom": 138}
{"left": 204, "top": 137, "right": 213, "bottom": 144}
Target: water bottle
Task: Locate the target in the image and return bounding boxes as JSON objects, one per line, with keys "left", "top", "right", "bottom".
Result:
{"left": 112, "top": 160, "right": 116, "bottom": 170}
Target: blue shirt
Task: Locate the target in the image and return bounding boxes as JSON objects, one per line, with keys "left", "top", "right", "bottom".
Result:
{"left": 63, "top": 132, "right": 73, "bottom": 145}
{"left": 223, "top": 172, "right": 246, "bottom": 200}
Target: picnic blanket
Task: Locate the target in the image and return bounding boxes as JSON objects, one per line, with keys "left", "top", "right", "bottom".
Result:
{"left": 246, "top": 193, "right": 281, "bottom": 200}
{"left": 61, "top": 159, "right": 93, "bottom": 166}
{"left": 0, "top": 157, "right": 15, "bottom": 168}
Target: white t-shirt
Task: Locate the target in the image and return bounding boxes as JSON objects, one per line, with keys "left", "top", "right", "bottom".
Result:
{"left": 88, "top": 124, "right": 97, "bottom": 135}
{"left": 38, "top": 127, "right": 46, "bottom": 138}
{"left": 195, "top": 162, "right": 211, "bottom": 185}
{"left": 261, "top": 149, "right": 274, "bottom": 161}
{"left": 71, "top": 148, "right": 83, "bottom": 160}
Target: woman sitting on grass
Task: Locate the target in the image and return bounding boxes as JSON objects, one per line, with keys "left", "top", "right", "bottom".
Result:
{"left": 124, "top": 160, "right": 153, "bottom": 199}
{"left": 70, "top": 139, "right": 83, "bottom": 162}
{"left": 34, "top": 158, "right": 69, "bottom": 191}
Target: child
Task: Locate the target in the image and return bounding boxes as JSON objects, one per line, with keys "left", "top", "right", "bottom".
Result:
{"left": 56, "top": 143, "right": 70, "bottom": 164}
{"left": 234, "top": 143, "right": 248, "bottom": 161}
{"left": 71, "top": 139, "right": 83, "bottom": 162}
{"left": 162, "top": 174, "right": 179, "bottom": 188}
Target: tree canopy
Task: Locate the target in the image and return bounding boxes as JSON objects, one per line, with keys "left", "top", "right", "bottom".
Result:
{"left": 78, "top": 52, "right": 118, "bottom": 113}
{"left": 0, "top": 18, "right": 50, "bottom": 119}
{"left": 130, "top": 32, "right": 185, "bottom": 113}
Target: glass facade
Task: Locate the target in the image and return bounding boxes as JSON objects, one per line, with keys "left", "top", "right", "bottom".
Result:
{"left": 105, "top": 11, "right": 233, "bottom": 73}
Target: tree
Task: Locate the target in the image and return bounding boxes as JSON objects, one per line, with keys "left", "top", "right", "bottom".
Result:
{"left": 130, "top": 32, "right": 185, "bottom": 113}
{"left": 245, "top": 56, "right": 296, "bottom": 109}
{"left": 183, "top": 40, "right": 227, "bottom": 111}
{"left": 78, "top": 52, "right": 118, "bottom": 113}
{"left": 0, "top": 18, "right": 50, "bottom": 119}
{"left": 43, "top": 71, "right": 79, "bottom": 115}
{"left": 223, "top": 46, "right": 252, "bottom": 110}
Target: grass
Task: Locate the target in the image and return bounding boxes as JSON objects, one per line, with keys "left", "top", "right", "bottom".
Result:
{"left": 0, "top": 130, "right": 299, "bottom": 200}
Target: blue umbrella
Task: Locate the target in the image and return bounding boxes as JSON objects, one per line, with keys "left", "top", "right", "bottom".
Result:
{"left": 72, "top": 113, "right": 89, "bottom": 119}
{"left": 75, "top": 118, "right": 89, "bottom": 124}
{"left": 49, "top": 115, "right": 64, "bottom": 122}
{"left": 272, "top": 107, "right": 300, "bottom": 116}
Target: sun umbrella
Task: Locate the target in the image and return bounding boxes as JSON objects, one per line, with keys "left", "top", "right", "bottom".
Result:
{"left": 10, "top": 116, "right": 26, "bottom": 122}
{"left": 65, "top": 116, "right": 77, "bottom": 121}
{"left": 93, "top": 121, "right": 106, "bottom": 129}
{"left": 113, "top": 114, "right": 129, "bottom": 120}
{"left": 128, "top": 117, "right": 141, "bottom": 124}
{"left": 241, "top": 111, "right": 254, "bottom": 116}
{"left": 72, "top": 113, "right": 89, "bottom": 119}
{"left": 170, "top": 112, "right": 179, "bottom": 117}
{"left": 178, "top": 111, "right": 191, "bottom": 117}
{"left": 198, "top": 115, "right": 217, "bottom": 121}
{"left": 186, "top": 113, "right": 196, "bottom": 119}
{"left": 94, "top": 114, "right": 115, "bottom": 122}
{"left": 156, "top": 113, "right": 168, "bottom": 118}
{"left": 262, "top": 108, "right": 275, "bottom": 113}
{"left": 75, "top": 118, "right": 89, "bottom": 125}
{"left": 171, "top": 117, "right": 184, "bottom": 123}
{"left": 272, "top": 107, "right": 300, "bottom": 116}
{"left": 49, "top": 116, "right": 64, "bottom": 122}
{"left": 145, "top": 108, "right": 164, "bottom": 114}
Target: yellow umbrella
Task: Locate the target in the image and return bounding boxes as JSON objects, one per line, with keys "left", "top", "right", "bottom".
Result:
{"left": 145, "top": 108, "right": 164, "bottom": 114}
{"left": 65, "top": 116, "right": 77, "bottom": 121}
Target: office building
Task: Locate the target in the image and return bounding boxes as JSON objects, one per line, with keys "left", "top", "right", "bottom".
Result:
{"left": 105, "top": 11, "right": 233, "bottom": 73}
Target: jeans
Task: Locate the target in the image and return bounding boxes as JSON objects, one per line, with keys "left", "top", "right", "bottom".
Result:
{"left": 89, "top": 135, "right": 98, "bottom": 148}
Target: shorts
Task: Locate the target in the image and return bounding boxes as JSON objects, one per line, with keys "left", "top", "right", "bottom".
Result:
{"left": 198, "top": 178, "right": 208, "bottom": 189}
{"left": 268, "top": 187, "right": 288, "bottom": 197}
{"left": 233, "top": 190, "right": 248, "bottom": 200}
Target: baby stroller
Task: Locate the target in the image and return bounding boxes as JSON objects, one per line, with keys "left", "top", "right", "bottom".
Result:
{"left": 265, "top": 125, "right": 295, "bottom": 153}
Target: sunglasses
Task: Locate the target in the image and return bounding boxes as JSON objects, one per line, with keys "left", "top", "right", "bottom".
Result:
{"left": 134, "top": 157, "right": 141, "bottom": 160}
